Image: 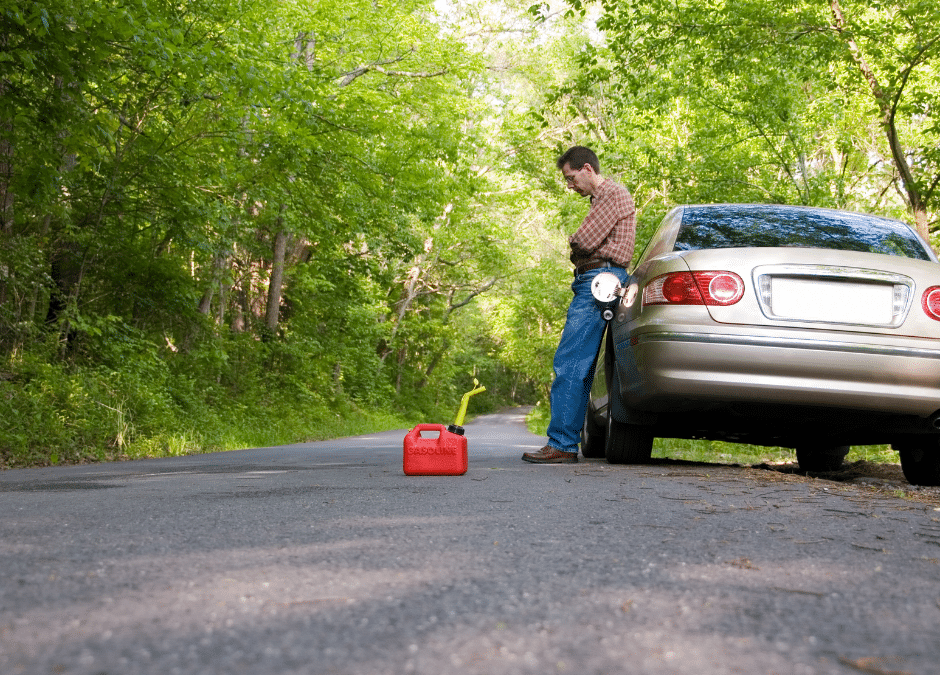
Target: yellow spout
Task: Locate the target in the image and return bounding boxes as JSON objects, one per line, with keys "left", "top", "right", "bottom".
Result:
{"left": 453, "top": 379, "right": 486, "bottom": 427}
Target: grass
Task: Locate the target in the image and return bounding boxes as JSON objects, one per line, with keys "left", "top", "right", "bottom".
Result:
{"left": 0, "top": 387, "right": 422, "bottom": 469}
{"left": 525, "top": 403, "right": 900, "bottom": 466}
{"left": 652, "top": 437, "right": 898, "bottom": 466}
{"left": 117, "top": 409, "right": 418, "bottom": 462}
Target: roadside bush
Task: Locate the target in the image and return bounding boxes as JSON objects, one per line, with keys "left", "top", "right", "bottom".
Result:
{"left": 0, "top": 313, "right": 523, "bottom": 469}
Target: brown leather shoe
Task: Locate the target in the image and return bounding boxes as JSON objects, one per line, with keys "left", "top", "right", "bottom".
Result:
{"left": 522, "top": 445, "right": 579, "bottom": 464}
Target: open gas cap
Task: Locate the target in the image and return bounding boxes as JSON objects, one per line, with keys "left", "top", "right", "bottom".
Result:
{"left": 591, "top": 271, "right": 622, "bottom": 303}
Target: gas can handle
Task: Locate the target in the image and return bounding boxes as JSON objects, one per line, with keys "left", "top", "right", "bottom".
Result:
{"left": 409, "top": 423, "right": 446, "bottom": 437}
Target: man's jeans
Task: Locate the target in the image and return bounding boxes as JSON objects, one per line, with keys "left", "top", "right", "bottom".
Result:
{"left": 546, "top": 266, "right": 630, "bottom": 453}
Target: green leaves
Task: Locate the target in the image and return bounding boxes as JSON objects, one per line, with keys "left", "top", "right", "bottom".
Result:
{"left": 561, "top": 0, "right": 940, "bottom": 237}
{"left": 2, "top": 0, "right": 535, "bottom": 445}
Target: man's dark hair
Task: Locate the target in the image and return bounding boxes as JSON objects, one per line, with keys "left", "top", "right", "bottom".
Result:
{"left": 557, "top": 146, "right": 600, "bottom": 173}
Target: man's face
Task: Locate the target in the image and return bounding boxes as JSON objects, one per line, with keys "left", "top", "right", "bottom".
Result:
{"left": 561, "top": 162, "right": 592, "bottom": 197}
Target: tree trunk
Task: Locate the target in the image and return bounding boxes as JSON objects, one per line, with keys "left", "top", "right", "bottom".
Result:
{"left": 197, "top": 285, "right": 214, "bottom": 316}
{"left": 265, "top": 228, "right": 288, "bottom": 335}
{"left": 416, "top": 337, "right": 449, "bottom": 390}
{"left": 45, "top": 240, "right": 85, "bottom": 353}
{"left": 0, "top": 60, "right": 13, "bottom": 336}
{"left": 0, "top": 34, "right": 12, "bottom": 235}
{"left": 230, "top": 283, "right": 248, "bottom": 333}
{"left": 0, "top": 139, "right": 11, "bottom": 236}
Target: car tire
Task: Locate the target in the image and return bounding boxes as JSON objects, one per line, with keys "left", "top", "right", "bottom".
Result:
{"left": 581, "top": 405, "right": 606, "bottom": 459}
{"left": 897, "top": 442, "right": 940, "bottom": 486}
{"left": 605, "top": 414, "right": 654, "bottom": 464}
{"left": 795, "top": 445, "right": 849, "bottom": 472}
{"left": 604, "top": 343, "right": 653, "bottom": 464}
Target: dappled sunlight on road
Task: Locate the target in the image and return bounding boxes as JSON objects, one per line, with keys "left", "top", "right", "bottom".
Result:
{"left": 3, "top": 410, "right": 940, "bottom": 674}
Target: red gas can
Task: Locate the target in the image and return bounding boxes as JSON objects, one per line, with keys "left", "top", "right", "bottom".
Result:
{"left": 403, "top": 423, "right": 468, "bottom": 476}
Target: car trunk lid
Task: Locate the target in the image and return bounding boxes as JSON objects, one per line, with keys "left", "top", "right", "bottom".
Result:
{"left": 674, "top": 247, "right": 940, "bottom": 338}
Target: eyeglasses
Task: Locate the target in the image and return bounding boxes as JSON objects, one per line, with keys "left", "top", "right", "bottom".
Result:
{"left": 563, "top": 167, "right": 583, "bottom": 184}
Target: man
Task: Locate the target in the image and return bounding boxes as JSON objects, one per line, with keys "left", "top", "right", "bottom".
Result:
{"left": 523, "top": 146, "right": 636, "bottom": 464}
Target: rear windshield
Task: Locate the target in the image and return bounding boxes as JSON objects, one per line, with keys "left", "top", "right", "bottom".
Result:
{"left": 674, "top": 205, "right": 932, "bottom": 260}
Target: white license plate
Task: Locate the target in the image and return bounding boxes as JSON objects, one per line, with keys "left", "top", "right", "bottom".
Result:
{"left": 770, "top": 277, "right": 894, "bottom": 324}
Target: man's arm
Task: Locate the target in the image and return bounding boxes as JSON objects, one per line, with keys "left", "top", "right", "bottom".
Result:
{"left": 570, "top": 184, "right": 637, "bottom": 267}
{"left": 570, "top": 191, "right": 635, "bottom": 255}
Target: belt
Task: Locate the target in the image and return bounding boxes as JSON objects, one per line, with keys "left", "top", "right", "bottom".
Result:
{"left": 574, "top": 259, "right": 612, "bottom": 276}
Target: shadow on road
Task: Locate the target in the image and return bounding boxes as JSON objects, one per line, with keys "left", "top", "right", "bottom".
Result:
{"left": 592, "top": 456, "right": 940, "bottom": 508}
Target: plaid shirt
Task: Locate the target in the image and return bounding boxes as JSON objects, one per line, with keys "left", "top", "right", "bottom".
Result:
{"left": 569, "top": 179, "right": 636, "bottom": 269}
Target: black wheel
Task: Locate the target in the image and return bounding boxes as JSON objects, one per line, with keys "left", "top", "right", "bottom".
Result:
{"left": 605, "top": 414, "right": 653, "bottom": 464}
{"left": 581, "top": 404, "right": 607, "bottom": 459}
{"left": 795, "top": 445, "right": 849, "bottom": 472}
{"left": 604, "top": 340, "right": 653, "bottom": 464}
{"left": 896, "top": 442, "right": 940, "bottom": 486}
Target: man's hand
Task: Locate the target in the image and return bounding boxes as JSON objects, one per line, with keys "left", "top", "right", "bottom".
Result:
{"left": 569, "top": 241, "right": 593, "bottom": 263}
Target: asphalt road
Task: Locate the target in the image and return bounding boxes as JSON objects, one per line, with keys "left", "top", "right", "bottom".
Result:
{"left": 2, "top": 408, "right": 939, "bottom": 675}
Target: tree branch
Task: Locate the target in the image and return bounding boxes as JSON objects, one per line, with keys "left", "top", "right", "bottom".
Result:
{"left": 337, "top": 51, "right": 447, "bottom": 87}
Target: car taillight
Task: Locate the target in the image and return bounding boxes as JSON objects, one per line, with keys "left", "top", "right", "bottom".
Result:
{"left": 922, "top": 286, "right": 940, "bottom": 320}
{"left": 643, "top": 271, "right": 745, "bottom": 306}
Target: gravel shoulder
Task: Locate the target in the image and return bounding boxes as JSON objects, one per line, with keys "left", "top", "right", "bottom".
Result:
{"left": 751, "top": 459, "right": 940, "bottom": 509}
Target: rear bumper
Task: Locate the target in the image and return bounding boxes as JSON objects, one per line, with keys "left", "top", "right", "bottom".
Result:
{"left": 615, "top": 330, "right": 940, "bottom": 419}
